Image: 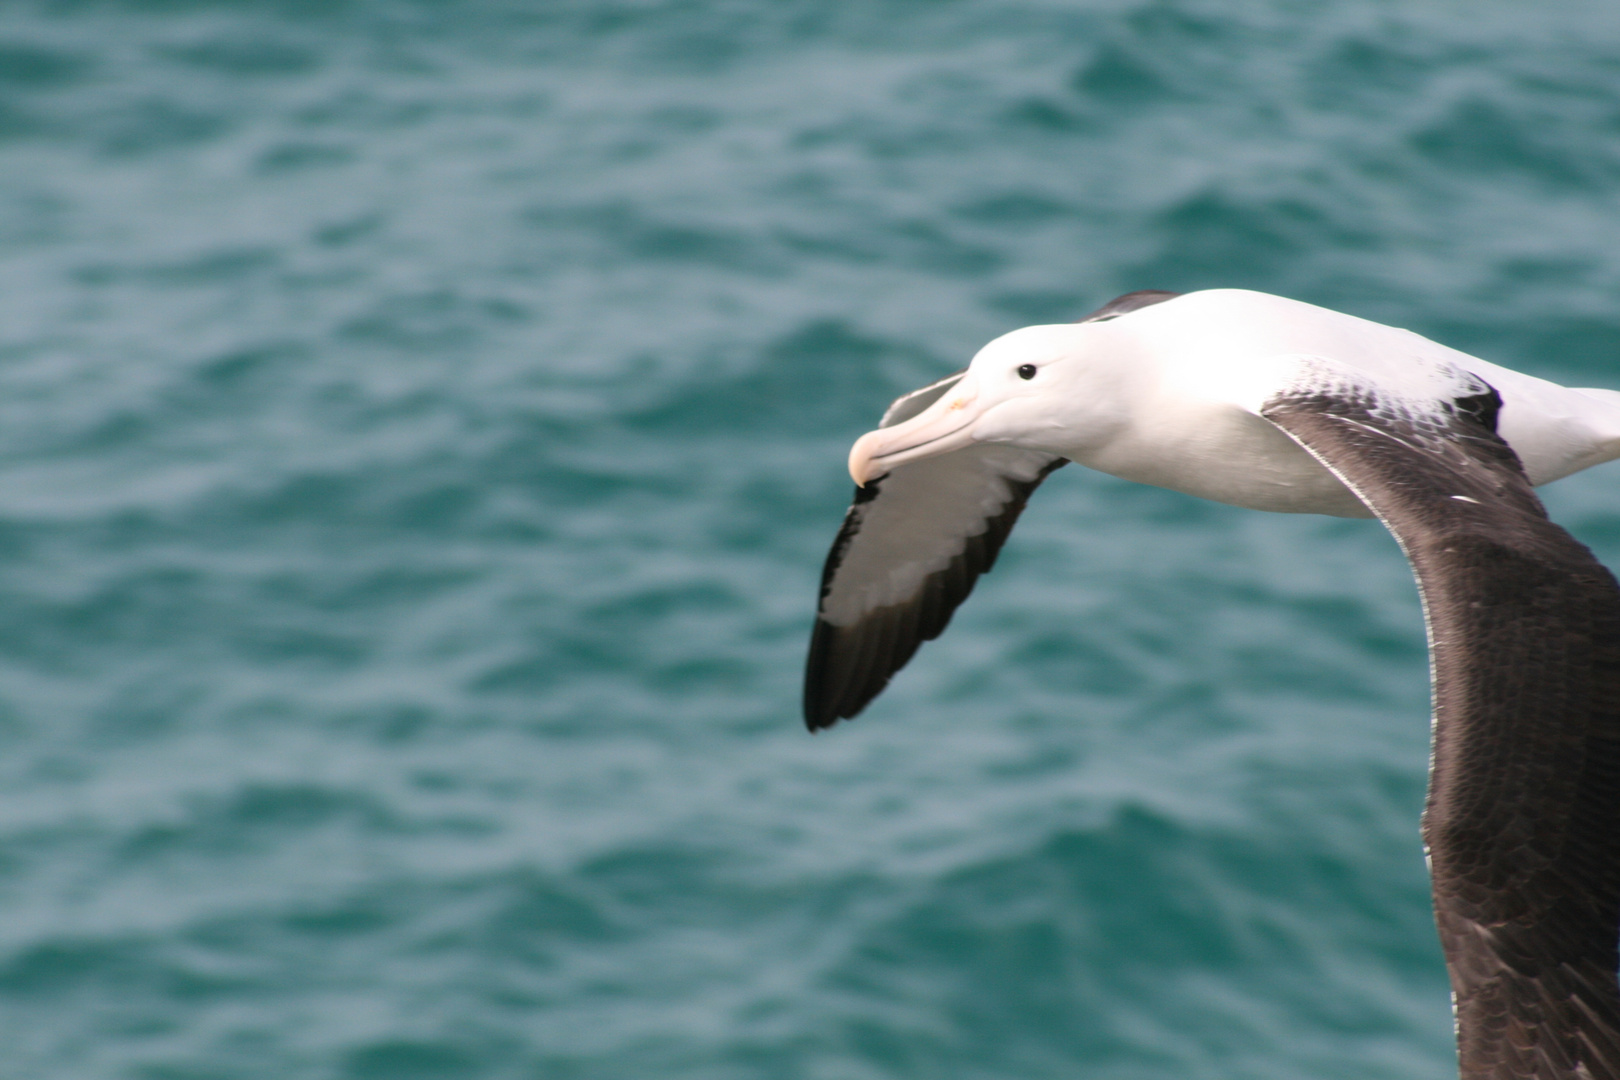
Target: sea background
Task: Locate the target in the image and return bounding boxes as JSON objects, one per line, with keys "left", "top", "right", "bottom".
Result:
{"left": 2, "top": 2, "right": 1619, "bottom": 1078}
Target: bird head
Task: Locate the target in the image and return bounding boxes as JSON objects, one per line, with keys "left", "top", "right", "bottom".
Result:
{"left": 848, "top": 323, "right": 1133, "bottom": 485}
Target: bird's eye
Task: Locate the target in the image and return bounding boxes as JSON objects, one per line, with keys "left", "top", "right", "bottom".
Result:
{"left": 1016, "top": 364, "right": 1037, "bottom": 380}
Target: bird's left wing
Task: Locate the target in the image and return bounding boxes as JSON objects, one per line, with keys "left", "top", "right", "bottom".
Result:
{"left": 804, "top": 369, "right": 1063, "bottom": 730}
{"left": 1260, "top": 357, "right": 1620, "bottom": 1080}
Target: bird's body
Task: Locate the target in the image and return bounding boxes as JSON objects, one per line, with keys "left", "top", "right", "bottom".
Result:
{"left": 805, "top": 288, "right": 1620, "bottom": 1080}
{"left": 870, "top": 289, "right": 1620, "bottom": 518}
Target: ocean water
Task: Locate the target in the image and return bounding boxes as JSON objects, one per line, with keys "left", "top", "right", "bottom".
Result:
{"left": 1, "top": 1, "right": 1620, "bottom": 1077}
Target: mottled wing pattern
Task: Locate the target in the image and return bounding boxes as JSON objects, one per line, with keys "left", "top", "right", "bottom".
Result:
{"left": 1262, "top": 376, "right": 1620, "bottom": 1080}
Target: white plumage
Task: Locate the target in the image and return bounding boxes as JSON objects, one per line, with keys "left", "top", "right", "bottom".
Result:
{"left": 849, "top": 289, "right": 1620, "bottom": 518}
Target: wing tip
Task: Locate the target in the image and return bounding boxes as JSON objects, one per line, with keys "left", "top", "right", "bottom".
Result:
{"left": 802, "top": 616, "right": 876, "bottom": 732}
{"left": 802, "top": 618, "right": 846, "bottom": 732}
{"left": 801, "top": 459, "right": 1067, "bottom": 736}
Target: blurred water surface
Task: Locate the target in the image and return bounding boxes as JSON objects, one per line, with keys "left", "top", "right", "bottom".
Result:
{"left": 2, "top": 1, "right": 1620, "bottom": 1077}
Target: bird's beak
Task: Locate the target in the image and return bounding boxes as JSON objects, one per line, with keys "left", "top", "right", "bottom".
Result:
{"left": 849, "top": 378, "right": 984, "bottom": 485}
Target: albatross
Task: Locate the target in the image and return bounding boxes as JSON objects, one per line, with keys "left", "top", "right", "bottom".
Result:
{"left": 803, "top": 288, "right": 1620, "bottom": 1080}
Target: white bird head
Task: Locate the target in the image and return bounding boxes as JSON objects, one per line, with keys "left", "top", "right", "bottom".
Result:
{"left": 848, "top": 323, "right": 1135, "bottom": 485}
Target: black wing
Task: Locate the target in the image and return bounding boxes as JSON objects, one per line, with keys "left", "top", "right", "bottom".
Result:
{"left": 1263, "top": 378, "right": 1620, "bottom": 1080}
{"left": 804, "top": 371, "right": 1063, "bottom": 730}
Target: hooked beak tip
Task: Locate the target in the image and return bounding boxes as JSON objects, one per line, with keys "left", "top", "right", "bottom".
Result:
{"left": 846, "top": 381, "right": 982, "bottom": 487}
{"left": 848, "top": 430, "right": 883, "bottom": 487}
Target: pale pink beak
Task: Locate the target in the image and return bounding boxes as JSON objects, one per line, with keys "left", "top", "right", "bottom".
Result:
{"left": 848, "top": 377, "right": 984, "bottom": 485}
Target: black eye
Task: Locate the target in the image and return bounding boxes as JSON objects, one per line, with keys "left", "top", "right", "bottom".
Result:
{"left": 1016, "top": 364, "right": 1037, "bottom": 380}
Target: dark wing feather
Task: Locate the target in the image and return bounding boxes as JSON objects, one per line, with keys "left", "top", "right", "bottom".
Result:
{"left": 1077, "top": 289, "right": 1181, "bottom": 322}
{"left": 1262, "top": 382, "right": 1620, "bottom": 1080}
{"left": 804, "top": 420, "right": 1063, "bottom": 731}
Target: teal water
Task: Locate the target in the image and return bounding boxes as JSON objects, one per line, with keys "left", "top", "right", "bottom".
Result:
{"left": 2, "top": 2, "right": 1620, "bottom": 1077}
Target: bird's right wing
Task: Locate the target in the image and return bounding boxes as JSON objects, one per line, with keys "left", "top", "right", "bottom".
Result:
{"left": 1261, "top": 361, "right": 1620, "bottom": 1080}
{"left": 804, "top": 369, "right": 1063, "bottom": 731}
